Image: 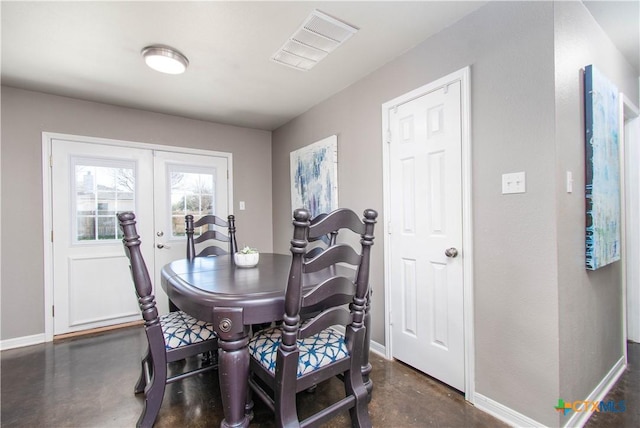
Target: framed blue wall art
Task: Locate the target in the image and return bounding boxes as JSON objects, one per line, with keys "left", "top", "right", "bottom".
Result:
{"left": 584, "top": 65, "right": 620, "bottom": 270}
{"left": 290, "top": 135, "right": 338, "bottom": 219}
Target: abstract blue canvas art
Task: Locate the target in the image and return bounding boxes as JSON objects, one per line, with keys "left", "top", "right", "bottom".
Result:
{"left": 290, "top": 135, "right": 338, "bottom": 219}
{"left": 585, "top": 65, "right": 620, "bottom": 270}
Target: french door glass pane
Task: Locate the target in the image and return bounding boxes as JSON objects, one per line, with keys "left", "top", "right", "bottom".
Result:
{"left": 168, "top": 165, "right": 216, "bottom": 238}
{"left": 73, "top": 159, "right": 135, "bottom": 242}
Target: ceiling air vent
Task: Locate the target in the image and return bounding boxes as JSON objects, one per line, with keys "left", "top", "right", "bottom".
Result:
{"left": 271, "top": 10, "right": 359, "bottom": 72}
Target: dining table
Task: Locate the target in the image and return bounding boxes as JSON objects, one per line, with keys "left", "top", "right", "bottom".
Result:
{"left": 160, "top": 252, "right": 373, "bottom": 428}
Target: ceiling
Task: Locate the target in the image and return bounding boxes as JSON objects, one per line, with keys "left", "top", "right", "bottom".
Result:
{"left": 1, "top": 1, "right": 637, "bottom": 131}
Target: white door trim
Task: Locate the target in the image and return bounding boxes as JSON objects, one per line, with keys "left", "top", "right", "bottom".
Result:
{"left": 42, "top": 132, "right": 233, "bottom": 342}
{"left": 381, "top": 66, "right": 475, "bottom": 401}
{"left": 622, "top": 94, "right": 640, "bottom": 348}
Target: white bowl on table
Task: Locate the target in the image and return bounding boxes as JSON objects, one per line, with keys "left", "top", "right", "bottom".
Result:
{"left": 234, "top": 252, "right": 259, "bottom": 268}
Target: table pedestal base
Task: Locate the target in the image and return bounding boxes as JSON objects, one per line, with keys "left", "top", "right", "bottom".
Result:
{"left": 216, "top": 307, "right": 251, "bottom": 428}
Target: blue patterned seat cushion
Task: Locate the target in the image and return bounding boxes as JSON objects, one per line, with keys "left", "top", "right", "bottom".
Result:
{"left": 248, "top": 326, "right": 349, "bottom": 377}
{"left": 160, "top": 311, "right": 217, "bottom": 350}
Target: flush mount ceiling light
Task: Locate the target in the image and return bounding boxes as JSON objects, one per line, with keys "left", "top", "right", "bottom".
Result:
{"left": 142, "top": 45, "right": 189, "bottom": 74}
{"left": 272, "top": 10, "right": 359, "bottom": 72}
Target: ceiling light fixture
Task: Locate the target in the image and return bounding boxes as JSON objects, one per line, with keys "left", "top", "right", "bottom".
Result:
{"left": 141, "top": 45, "right": 189, "bottom": 75}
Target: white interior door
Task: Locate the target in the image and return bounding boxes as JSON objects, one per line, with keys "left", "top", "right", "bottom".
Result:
{"left": 52, "top": 139, "right": 154, "bottom": 335}
{"left": 51, "top": 139, "right": 230, "bottom": 336}
{"left": 388, "top": 80, "right": 465, "bottom": 391}
{"left": 152, "top": 150, "right": 230, "bottom": 308}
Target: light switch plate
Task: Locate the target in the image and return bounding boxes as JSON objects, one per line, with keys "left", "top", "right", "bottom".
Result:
{"left": 502, "top": 172, "right": 526, "bottom": 194}
{"left": 239, "top": 201, "right": 246, "bottom": 210}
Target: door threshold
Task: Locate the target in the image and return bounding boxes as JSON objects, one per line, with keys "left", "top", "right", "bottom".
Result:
{"left": 54, "top": 320, "right": 143, "bottom": 341}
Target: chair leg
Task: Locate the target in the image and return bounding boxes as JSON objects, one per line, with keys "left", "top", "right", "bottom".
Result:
{"left": 134, "top": 348, "right": 151, "bottom": 394}
{"left": 345, "top": 368, "right": 372, "bottom": 428}
{"left": 136, "top": 355, "right": 167, "bottom": 428}
{"left": 346, "top": 327, "right": 372, "bottom": 428}
{"left": 275, "top": 359, "right": 300, "bottom": 428}
{"left": 245, "top": 383, "right": 254, "bottom": 421}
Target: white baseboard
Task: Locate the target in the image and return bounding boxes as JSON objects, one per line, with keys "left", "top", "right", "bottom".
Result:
{"left": 563, "top": 356, "right": 626, "bottom": 428}
{"left": 474, "top": 393, "right": 545, "bottom": 427}
{"left": 473, "top": 355, "right": 627, "bottom": 428}
{"left": 0, "top": 333, "right": 46, "bottom": 351}
{"left": 370, "top": 339, "right": 386, "bottom": 357}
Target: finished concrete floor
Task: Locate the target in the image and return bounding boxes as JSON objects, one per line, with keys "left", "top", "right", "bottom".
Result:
{"left": 1, "top": 326, "right": 638, "bottom": 427}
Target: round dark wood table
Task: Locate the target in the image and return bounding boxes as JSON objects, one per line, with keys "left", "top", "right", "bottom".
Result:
{"left": 161, "top": 253, "right": 372, "bottom": 428}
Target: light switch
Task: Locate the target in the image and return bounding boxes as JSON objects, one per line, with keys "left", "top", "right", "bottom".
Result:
{"left": 502, "top": 172, "right": 526, "bottom": 194}
{"left": 566, "top": 171, "right": 573, "bottom": 193}
{"left": 239, "top": 201, "right": 246, "bottom": 210}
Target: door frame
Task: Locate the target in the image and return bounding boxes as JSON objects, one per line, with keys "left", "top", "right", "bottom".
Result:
{"left": 622, "top": 94, "right": 640, "bottom": 346}
{"left": 381, "top": 66, "right": 475, "bottom": 401}
{"left": 42, "top": 132, "right": 233, "bottom": 342}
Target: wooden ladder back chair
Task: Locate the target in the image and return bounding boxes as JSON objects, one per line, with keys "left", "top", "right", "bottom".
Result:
{"left": 118, "top": 212, "right": 219, "bottom": 428}
{"left": 248, "top": 207, "right": 377, "bottom": 428}
{"left": 186, "top": 214, "right": 238, "bottom": 261}
{"left": 304, "top": 212, "right": 339, "bottom": 260}
{"left": 173, "top": 213, "right": 238, "bottom": 312}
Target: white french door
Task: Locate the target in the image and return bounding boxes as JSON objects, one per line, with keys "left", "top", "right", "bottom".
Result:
{"left": 152, "top": 151, "right": 229, "bottom": 285}
{"left": 49, "top": 136, "right": 231, "bottom": 336}
{"left": 51, "top": 139, "right": 154, "bottom": 335}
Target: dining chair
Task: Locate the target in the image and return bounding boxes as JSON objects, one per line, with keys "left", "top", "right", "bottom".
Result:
{"left": 303, "top": 212, "right": 339, "bottom": 259}
{"left": 248, "top": 207, "right": 377, "bottom": 427}
{"left": 118, "top": 212, "right": 219, "bottom": 428}
{"left": 168, "top": 213, "right": 238, "bottom": 313}
{"left": 185, "top": 214, "right": 238, "bottom": 260}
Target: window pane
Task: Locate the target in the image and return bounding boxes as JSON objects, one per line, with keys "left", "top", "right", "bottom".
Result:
{"left": 173, "top": 216, "right": 186, "bottom": 236}
{"left": 76, "top": 193, "right": 95, "bottom": 215}
{"left": 168, "top": 165, "right": 216, "bottom": 238}
{"left": 77, "top": 216, "right": 95, "bottom": 241}
{"left": 97, "top": 216, "right": 117, "bottom": 240}
{"left": 73, "top": 159, "right": 135, "bottom": 243}
{"left": 97, "top": 198, "right": 114, "bottom": 215}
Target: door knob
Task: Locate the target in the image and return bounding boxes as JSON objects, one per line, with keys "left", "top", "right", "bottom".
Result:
{"left": 445, "top": 247, "right": 458, "bottom": 258}
{"left": 157, "top": 243, "right": 171, "bottom": 249}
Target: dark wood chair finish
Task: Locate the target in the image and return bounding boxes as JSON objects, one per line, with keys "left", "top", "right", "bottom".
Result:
{"left": 169, "top": 214, "right": 238, "bottom": 313}
{"left": 304, "top": 212, "right": 339, "bottom": 259}
{"left": 186, "top": 214, "right": 238, "bottom": 260}
{"left": 300, "top": 212, "right": 374, "bottom": 399}
{"left": 118, "top": 212, "right": 219, "bottom": 428}
{"left": 248, "top": 207, "right": 377, "bottom": 427}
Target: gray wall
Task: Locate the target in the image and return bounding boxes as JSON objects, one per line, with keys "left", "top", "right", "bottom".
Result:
{"left": 272, "top": 1, "right": 638, "bottom": 426}
{"left": 0, "top": 86, "right": 273, "bottom": 340}
{"left": 554, "top": 1, "right": 639, "bottom": 425}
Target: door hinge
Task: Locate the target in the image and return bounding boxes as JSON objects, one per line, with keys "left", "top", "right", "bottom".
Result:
{"left": 389, "top": 310, "right": 393, "bottom": 326}
{"left": 52, "top": 305, "right": 55, "bottom": 317}
{"left": 51, "top": 230, "right": 54, "bottom": 242}
{"left": 49, "top": 155, "right": 53, "bottom": 168}
{"left": 386, "top": 129, "right": 392, "bottom": 144}
{"left": 387, "top": 221, "right": 392, "bottom": 234}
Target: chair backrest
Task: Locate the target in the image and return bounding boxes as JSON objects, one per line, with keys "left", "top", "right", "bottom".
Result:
{"left": 304, "top": 212, "right": 339, "bottom": 259}
{"left": 186, "top": 214, "right": 238, "bottom": 260}
{"left": 281, "top": 207, "right": 377, "bottom": 349}
{"left": 117, "top": 212, "right": 161, "bottom": 330}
